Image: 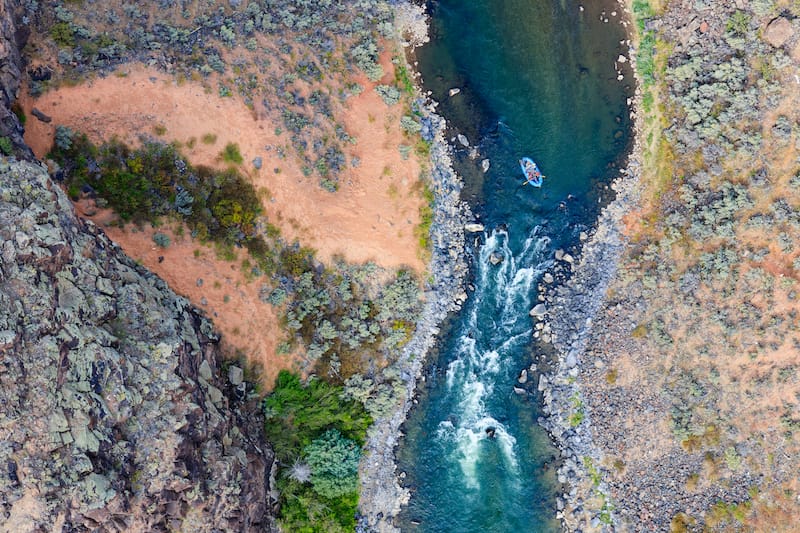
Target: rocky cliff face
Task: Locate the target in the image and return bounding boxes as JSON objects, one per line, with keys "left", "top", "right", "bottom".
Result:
{"left": 0, "top": 160, "right": 277, "bottom": 532}
{"left": 0, "top": 0, "right": 31, "bottom": 159}
{"left": 0, "top": 3, "right": 276, "bottom": 532}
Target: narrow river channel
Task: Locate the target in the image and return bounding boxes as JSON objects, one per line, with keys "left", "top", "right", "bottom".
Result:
{"left": 397, "top": 0, "right": 633, "bottom": 530}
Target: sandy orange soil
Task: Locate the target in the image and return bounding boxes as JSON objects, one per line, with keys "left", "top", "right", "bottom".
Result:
{"left": 22, "top": 62, "right": 424, "bottom": 390}
{"left": 22, "top": 65, "right": 424, "bottom": 271}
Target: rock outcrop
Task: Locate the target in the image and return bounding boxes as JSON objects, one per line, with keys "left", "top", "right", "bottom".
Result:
{"left": 0, "top": 1, "right": 277, "bottom": 530}
{"left": 0, "top": 158, "right": 277, "bottom": 533}
{"left": 0, "top": 0, "right": 31, "bottom": 158}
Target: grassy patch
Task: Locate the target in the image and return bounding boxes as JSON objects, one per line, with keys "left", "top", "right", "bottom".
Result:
{"left": 394, "top": 62, "right": 415, "bottom": 96}
{"left": 11, "top": 102, "right": 26, "bottom": 126}
{"left": 219, "top": 142, "right": 243, "bottom": 165}
{"left": 413, "top": 180, "right": 435, "bottom": 259}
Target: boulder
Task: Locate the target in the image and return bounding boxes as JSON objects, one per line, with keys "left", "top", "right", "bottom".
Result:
{"left": 481, "top": 159, "right": 490, "bottom": 173}
{"left": 457, "top": 134, "right": 469, "bottom": 147}
{"left": 228, "top": 365, "right": 244, "bottom": 386}
{"left": 764, "top": 17, "right": 794, "bottom": 48}
{"left": 529, "top": 303, "right": 547, "bottom": 318}
{"left": 518, "top": 369, "right": 528, "bottom": 384}
{"left": 489, "top": 252, "right": 504, "bottom": 265}
{"left": 31, "top": 107, "right": 52, "bottom": 123}
{"left": 543, "top": 272, "right": 554, "bottom": 284}
{"left": 448, "top": 88, "right": 461, "bottom": 97}
{"left": 252, "top": 156, "right": 263, "bottom": 169}
{"left": 464, "top": 222, "right": 485, "bottom": 233}
{"left": 565, "top": 352, "right": 578, "bottom": 368}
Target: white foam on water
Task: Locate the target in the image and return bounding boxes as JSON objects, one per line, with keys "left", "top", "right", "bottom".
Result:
{"left": 435, "top": 225, "right": 552, "bottom": 490}
{"left": 449, "top": 416, "right": 521, "bottom": 490}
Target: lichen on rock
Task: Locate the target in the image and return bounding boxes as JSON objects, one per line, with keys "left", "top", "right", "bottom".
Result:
{"left": 0, "top": 160, "right": 277, "bottom": 531}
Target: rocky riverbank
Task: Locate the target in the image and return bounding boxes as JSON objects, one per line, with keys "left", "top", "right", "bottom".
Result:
{"left": 536, "top": 160, "right": 643, "bottom": 530}
{"left": 357, "top": 94, "right": 474, "bottom": 533}
{"left": 557, "top": 0, "right": 800, "bottom": 527}
{"left": 354, "top": 6, "right": 476, "bottom": 530}
{"left": 535, "top": 0, "right": 800, "bottom": 528}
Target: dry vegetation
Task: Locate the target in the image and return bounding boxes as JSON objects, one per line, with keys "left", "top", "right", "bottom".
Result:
{"left": 19, "top": 0, "right": 436, "bottom": 391}
{"left": 577, "top": 0, "right": 800, "bottom": 530}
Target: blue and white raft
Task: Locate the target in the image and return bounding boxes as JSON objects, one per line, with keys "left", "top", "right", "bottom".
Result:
{"left": 519, "top": 157, "right": 543, "bottom": 187}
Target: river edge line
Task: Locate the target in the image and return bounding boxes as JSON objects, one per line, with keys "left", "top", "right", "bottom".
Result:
{"left": 356, "top": 3, "right": 475, "bottom": 531}
{"left": 536, "top": 0, "right": 644, "bottom": 530}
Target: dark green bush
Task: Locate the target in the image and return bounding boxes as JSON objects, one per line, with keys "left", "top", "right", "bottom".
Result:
{"left": 0, "top": 137, "right": 12, "bottom": 156}
{"left": 50, "top": 22, "right": 75, "bottom": 47}
{"left": 263, "top": 371, "right": 370, "bottom": 532}
{"left": 263, "top": 371, "right": 370, "bottom": 461}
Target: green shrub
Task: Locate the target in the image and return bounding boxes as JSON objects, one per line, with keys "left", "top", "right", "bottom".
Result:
{"left": 394, "top": 63, "right": 415, "bottom": 95}
{"left": 50, "top": 22, "right": 75, "bottom": 47}
{"left": 400, "top": 115, "right": 422, "bottom": 135}
{"left": 220, "top": 142, "right": 243, "bottom": 165}
{"left": 725, "top": 11, "right": 750, "bottom": 35}
{"left": 414, "top": 182, "right": 435, "bottom": 252}
{"left": 0, "top": 136, "right": 12, "bottom": 156}
{"left": 152, "top": 232, "right": 171, "bottom": 248}
{"left": 632, "top": 0, "right": 654, "bottom": 31}
{"left": 263, "top": 371, "right": 371, "bottom": 461}
{"left": 54, "top": 126, "right": 74, "bottom": 150}
{"left": 637, "top": 32, "right": 657, "bottom": 85}
{"left": 263, "top": 371, "right": 371, "bottom": 531}
{"left": 304, "top": 429, "right": 360, "bottom": 499}
{"left": 375, "top": 84, "right": 401, "bottom": 106}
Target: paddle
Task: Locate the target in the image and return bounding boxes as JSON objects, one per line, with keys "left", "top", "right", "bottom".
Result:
{"left": 520, "top": 175, "right": 546, "bottom": 186}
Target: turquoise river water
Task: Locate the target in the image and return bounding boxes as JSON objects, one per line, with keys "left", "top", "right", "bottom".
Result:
{"left": 396, "top": 0, "right": 633, "bottom": 531}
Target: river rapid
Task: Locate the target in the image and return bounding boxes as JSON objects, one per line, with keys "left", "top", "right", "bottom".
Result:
{"left": 396, "top": 0, "right": 633, "bottom": 530}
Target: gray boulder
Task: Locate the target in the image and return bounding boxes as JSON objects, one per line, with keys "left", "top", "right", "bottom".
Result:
{"left": 529, "top": 303, "right": 547, "bottom": 318}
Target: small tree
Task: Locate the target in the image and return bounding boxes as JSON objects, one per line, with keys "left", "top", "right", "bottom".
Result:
{"left": 303, "top": 429, "right": 360, "bottom": 499}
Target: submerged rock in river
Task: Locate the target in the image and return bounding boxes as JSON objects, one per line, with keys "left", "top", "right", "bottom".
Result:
{"left": 489, "top": 251, "right": 504, "bottom": 265}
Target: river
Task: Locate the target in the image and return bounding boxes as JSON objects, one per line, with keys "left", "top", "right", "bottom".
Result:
{"left": 396, "top": 0, "right": 633, "bottom": 530}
